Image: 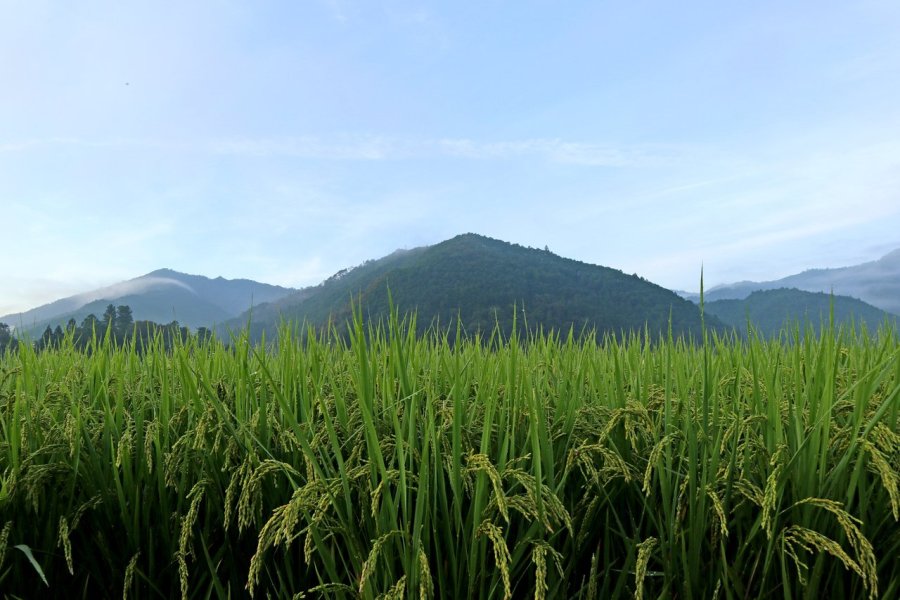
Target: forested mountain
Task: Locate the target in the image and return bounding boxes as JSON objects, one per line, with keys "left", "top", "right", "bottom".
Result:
{"left": 679, "top": 248, "right": 900, "bottom": 315}
{"left": 12, "top": 236, "right": 895, "bottom": 346}
{"left": 704, "top": 288, "right": 896, "bottom": 337}
{"left": 226, "top": 233, "right": 723, "bottom": 340}
{"left": 26, "top": 303, "right": 200, "bottom": 352}
{"left": 2, "top": 269, "right": 295, "bottom": 337}
{"left": 0, "top": 322, "right": 17, "bottom": 354}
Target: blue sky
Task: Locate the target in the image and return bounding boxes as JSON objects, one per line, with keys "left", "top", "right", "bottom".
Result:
{"left": 2, "top": 0, "right": 900, "bottom": 315}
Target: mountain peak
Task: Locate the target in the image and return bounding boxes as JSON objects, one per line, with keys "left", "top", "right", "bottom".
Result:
{"left": 144, "top": 268, "right": 181, "bottom": 278}
{"left": 880, "top": 248, "right": 900, "bottom": 264}
{"left": 226, "top": 233, "right": 717, "bottom": 340}
{"left": 3, "top": 269, "right": 297, "bottom": 335}
{"left": 440, "top": 232, "right": 497, "bottom": 247}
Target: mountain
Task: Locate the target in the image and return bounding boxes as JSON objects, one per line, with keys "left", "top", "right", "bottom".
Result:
{"left": 678, "top": 249, "right": 900, "bottom": 315}
{"left": 704, "top": 288, "right": 897, "bottom": 337}
{"left": 225, "top": 233, "right": 724, "bottom": 340}
{"left": 2, "top": 269, "right": 296, "bottom": 336}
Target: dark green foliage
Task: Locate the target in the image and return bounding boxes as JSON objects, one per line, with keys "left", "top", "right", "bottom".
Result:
{"left": 103, "top": 303, "right": 117, "bottom": 331}
{"left": 115, "top": 305, "right": 134, "bottom": 338}
{"left": 705, "top": 288, "right": 898, "bottom": 337}
{"left": 683, "top": 248, "right": 900, "bottom": 316}
{"left": 80, "top": 313, "right": 99, "bottom": 334}
{"left": 30, "top": 306, "right": 195, "bottom": 352}
{"left": 0, "top": 322, "right": 18, "bottom": 353}
{"left": 230, "top": 233, "right": 722, "bottom": 341}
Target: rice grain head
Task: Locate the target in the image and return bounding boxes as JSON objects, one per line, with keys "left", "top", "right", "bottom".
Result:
{"left": 706, "top": 485, "right": 729, "bottom": 540}
{"left": 792, "top": 497, "right": 878, "bottom": 599}
{"left": 0, "top": 521, "right": 11, "bottom": 567}
{"left": 477, "top": 520, "right": 512, "bottom": 600}
{"left": 862, "top": 440, "right": 899, "bottom": 521}
{"left": 762, "top": 445, "right": 787, "bottom": 540}
{"left": 358, "top": 529, "right": 403, "bottom": 595}
{"left": 418, "top": 543, "right": 434, "bottom": 600}
{"left": 57, "top": 516, "right": 73, "bottom": 575}
{"left": 634, "top": 536, "right": 657, "bottom": 600}
{"left": 122, "top": 552, "right": 140, "bottom": 600}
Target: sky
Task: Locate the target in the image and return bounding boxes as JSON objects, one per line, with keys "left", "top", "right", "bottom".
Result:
{"left": 2, "top": 0, "right": 900, "bottom": 315}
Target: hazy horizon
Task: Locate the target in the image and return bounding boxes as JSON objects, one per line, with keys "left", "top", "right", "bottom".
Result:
{"left": 4, "top": 235, "right": 899, "bottom": 318}
{"left": 3, "top": 1, "right": 899, "bottom": 315}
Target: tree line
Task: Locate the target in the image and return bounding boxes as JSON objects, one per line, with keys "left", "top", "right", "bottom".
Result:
{"left": 1, "top": 304, "right": 212, "bottom": 353}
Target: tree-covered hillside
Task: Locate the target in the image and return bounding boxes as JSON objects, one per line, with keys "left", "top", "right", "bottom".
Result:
{"left": 1, "top": 303, "right": 206, "bottom": 353}
{"left": 683, "top": 248, "right": 900, "bottom": 315}
{"left": 703, "top": 288, "right": 896, "bottom": 337}
{"left": 3, "top": 269, "right": 295, "bottom": 338}
{"left": 229, "top": 233, "right": 722, "bottom": 340}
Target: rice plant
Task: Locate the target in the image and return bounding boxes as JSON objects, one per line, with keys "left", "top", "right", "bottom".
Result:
{"left": 0, "top": 311, "right": 897, "bottom": 598}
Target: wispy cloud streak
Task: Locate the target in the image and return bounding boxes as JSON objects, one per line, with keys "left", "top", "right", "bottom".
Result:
{"left": 0, "top": 133, "right": 700, "bottom": 168}
{"left": 0, "top": 137, "right": 183, "bottom": 153}
{"left": 211, "top": 135, "right": 685, "bottom": 167}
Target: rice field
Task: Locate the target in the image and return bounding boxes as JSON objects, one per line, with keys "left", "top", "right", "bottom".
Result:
{"left": 0, "top": 311, "right": 898, "bottom": 599}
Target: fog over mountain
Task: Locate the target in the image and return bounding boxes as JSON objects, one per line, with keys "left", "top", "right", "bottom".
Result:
{"left": 70, "top": 275, "right": 196, "bottom": 304}
{"left": 678, "top": 249, "right": 900, "bottom": 316}
{"left": 1, "top": 269, "right": 295, "bottom": 335}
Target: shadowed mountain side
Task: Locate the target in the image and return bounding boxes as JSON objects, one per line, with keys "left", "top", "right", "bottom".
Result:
{"left": 225, "top": 233, "right": 723, "bottom": 341}
{"left": 703, "top": 288, "right": 897, "bottom": 338}
{"left": 50, "top": 289, "right": 230, "bottom": 334}
{"left": 3, "top": 269, "right": 296, "bottom": 336}
{"left": 679, "top": 248, "right": 900, "bottom": 315}
{"left": 141, "top": 269, "right": 296, "bottom": 316}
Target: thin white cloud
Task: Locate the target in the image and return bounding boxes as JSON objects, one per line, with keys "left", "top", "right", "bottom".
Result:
{"left": 71, "top": 277, "right": 196, "bottom": 306}
{"left": 320, "top": 0, "right": 351, "bottom": 23}
{"left": 261, "top": 257, "right": 329, "bottom": 290}
{"left": 2, "top": 133, "right": 697, "bottom": 169}
{"left": 106, "top": 221, "right": 176, "bottom": 249}
{"left": 211, "top": 136, "right": 402, "bottom": 160}
{"left": 0, "top": 140, "right": 43, "bottom": 153}
{"left": 0, "top": 277, "right": 94, "bottom": 318}
{"left": 0, "top": 137, "right": 182, "bottom": 153}
{"left": 0, "top": 276, "right": 196, "bottom": 320}
{"left": 439, "top": 138, "right": 642, "bottom": 164}
{"left": 211, "top": 135, "right": 685, "bottom": 167}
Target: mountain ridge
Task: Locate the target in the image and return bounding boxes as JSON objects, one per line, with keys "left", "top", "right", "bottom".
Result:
{"left": 8, "top": 237, "right": 898, "bottom": 341}
{"left": 704, "top": 288, "right": 897, "bottom": 337}
{"left": 678, "top": 248, "right": 900, "bottom": 315}
{"left": 2, "top": 269, "right": 296, "bottom": 335}
{"left": 224, "top": 233, "right": 723, "bottom": 340}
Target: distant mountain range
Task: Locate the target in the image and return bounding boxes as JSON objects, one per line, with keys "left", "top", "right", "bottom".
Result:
{"left": 223, "top": 233, "right": 721, "bottom": 340}
{"left": 1, "top": 269, "right": 296, "bottom": 336}
{"left": 704, "top": 288, "right": 897, "bottom": 337}
{"left": 5, "top": 236, "right": 898, "bottom": 343}
{"left": 678, "top": 249, "right": 900, "bottom": 316}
